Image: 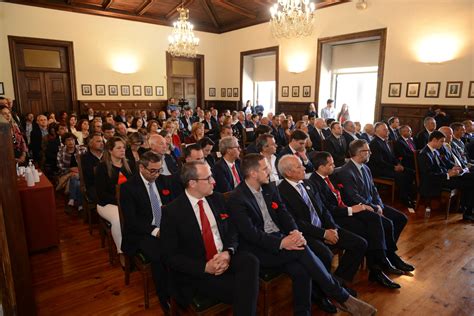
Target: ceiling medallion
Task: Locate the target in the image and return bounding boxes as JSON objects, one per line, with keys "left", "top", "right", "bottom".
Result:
{"left": 270, "top": 0, "right": 316, "bottom": 39}
{"left": 167, "top": 6, "right": 199, "bottom": 58}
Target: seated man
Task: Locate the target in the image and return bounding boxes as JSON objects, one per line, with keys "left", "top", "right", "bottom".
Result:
{"left": 387, "top": 117, "right": 400, "bottom": 142}
{"left": 228, "top": 153, "right": 377, "bottom": 316}
{"left": 198, "top": 137, "right": 216, "bottom": 169}
{"left": 360, "top": 123, "right": 375, "bottom": 142}
{"left": 324, "top": 121, "right": 348, "bottom": 167}
{"left": 309, "top": 118, "right": 329, "bottom": 151}
{"left": 342, "top": 121, "right": 360, "bottom": 147}
{"left": 120, "top": 152, "right": 181, "bottom": 313}
{"left": 277, "top": 155, "right": 367, "bottom": 313}
{"left": 394, "top": 125, "right": 416, "bottom": 171}
{"left": 213, "top": 136, "right": 242, "bottom": 193}
{"left": 415, "top": 116, "right": 436, "bottom": 149}
{"left": 310, "top": 151, "right": 406, "bottom": 289}
{"left": 81, "top": 132, "right": 104, "bottom": 202}
{"left": 276, "top": 129, "right": 314, "bottom": 175}
{"left": 161, "top": 161, "right": 260, "bottom": 315}
{"left": 336, "top": 139, "right": 415, "bottom": 272}
{"left": 149, "top": 134, "right": 179, "bottom": 175}
{"left": 368, "top": 122, "right": 415, "bottom": 208}
{"left": 450, "top": 122, "right": 473, "bottom": 165}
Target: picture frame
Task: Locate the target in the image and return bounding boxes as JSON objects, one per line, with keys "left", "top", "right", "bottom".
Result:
{"left": 133, "top": 85, "right": 142, "bottom": 96}
{"left": 233, "top": 88, "right": 238, "bottom": 98}
{"left": 121, "top": 85, "right": 130, "bottom": 96}
{"left": 469, "top": 81, "right": 474, "bottom": 98}
{"left": 108, "top": 85, "right": 118, "bottom": 96}
{"left": 209, "top": 87, "right": 216, "bottom": 97}
{"left": 221, "top": 88, "right": 226, "bottom": 97}
{"left": 227, "top": 88, "right": 232, "bottom": 98}
{"left": 156, "top": 86, "right": 164, "bottom": 96}
{"left": 425, "top": 82, "right": 440, "bottom": 98}
{"left": 144, "top": 86, "right": 153, "bottom": 96}
{"left": 292, "top": 86, "right": 300, "bottom": 98}
{"left": 0, "top": 82, "right": 3, "bottom": 95}
{"left": 446, "top": 81, "right": 462, "bottom": 98}
{"left": 95, "top": 84, "right": 106, "bottom": 96}
{"left": 81, "top": 84, "right": 92, "bottom": 96}
{"left": 406, "top": 82, "right": 420, "bottom": 98}
{"left": 282, "top": 86, "right": 289, "bottom": 97}
{"left": 303, "top": 86, "right": 311, "bottom": 98}
{"left": 388, "top": 83, "right": 401, "bottom": 97}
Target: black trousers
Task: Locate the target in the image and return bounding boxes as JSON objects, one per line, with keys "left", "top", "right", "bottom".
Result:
{"left": 379, "top": 168, "right": 415, "bottom": 203}
{"left": 195, "top": 251, "right": 260, "bottom": 316}
{"left": 444, "top": 173, "right": 474, "bottom": 211}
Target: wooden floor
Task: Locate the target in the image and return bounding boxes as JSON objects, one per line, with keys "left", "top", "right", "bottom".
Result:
{"left": 30, "top": 195, "right": 474, "bottom": 316}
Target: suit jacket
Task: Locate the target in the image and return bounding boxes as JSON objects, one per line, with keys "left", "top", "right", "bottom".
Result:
{"left": 438, "top": 144, "right": 457, "bottom": 169}
{"left": 368, "top": 136, "right": 398, "bottom": 177}
{"left": 81, "top": 150, "right": 101, "bottom": 201}
{"left": 228, "top": 182, "right": 298, "bottom": 254}
{"left": 232, "top": 121, "right": 245, "bottom": 143}
{"left": 394, "top": 137, "right": 415, "bottom": 170}
{"left": 278, "top": 179, "right": 336, "bottom": 240}
{"left": 335, "top": 160, "right": 384, "bottom": 210}
{"left": 324, "top": 134, "right": 347, "bottom": 167}
{"left": 417, "top": 146, "right": 449, "bottom": 197}
{"left": 205, "top": 155, "right": 216, "bottom": 169}
{"left": 309, "top": 172, "right": 351, "bottom": 219}
{"left": 360, "top": 133, "right": 372, "bottom": 143}
{"left": 30, "top": 125, "right": 46, "bottom": 162}
{"left": 276, "top": 146, "right": 314, "bottom": 174}
{"left": 120, "top": 174, "right": 180, "bottom": 255}
{"left": 415, "top": 129, "right": 430, "bottom": 150}
{"left": 309, "top": 128, "right": 325, "bottom": 151}
{"left": 161, "top": 192, "right": 237, "bottom": 304}
{"left": 212, "top": 158, "right": 242, "bottom": 193}
{"left": 180, "top": 116, "right": 195, "bottom": 132}
{"left": 164, "top": 153, "right": 180, "bottom": 175}
{"left": 342, "top": 131, "right": 359, "bottom": 149}
{"left": 388, "top": 128, "right": 400, "bottom": 142}
{"left": 114, "top": 115, "right": 128, "bottom": 127}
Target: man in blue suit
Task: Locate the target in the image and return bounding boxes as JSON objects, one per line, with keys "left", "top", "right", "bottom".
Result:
{"left": 213, "top": 136, "right": 243, "bottom": 193}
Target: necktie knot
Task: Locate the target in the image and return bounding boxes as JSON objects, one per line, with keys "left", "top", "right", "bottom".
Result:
{"left": 198, "top": 199, "right": 204, "bottom": 207}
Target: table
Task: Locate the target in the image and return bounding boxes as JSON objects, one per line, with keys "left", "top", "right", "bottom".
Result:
{"left": 17, "top": 172, "right": 59, "bottom": 253}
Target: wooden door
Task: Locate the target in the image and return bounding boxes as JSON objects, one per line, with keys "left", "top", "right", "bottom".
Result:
{"left": 45, "top": 72, "right": 72, "bottom": 114}
{"left": 171, "top": 78, "right": 184, "bottom": 100}
{"left": 184, "top": 78, "right": 197, "bottom": 109}
{"left": 18, "top": 71, "right": 48, "bottom": 114}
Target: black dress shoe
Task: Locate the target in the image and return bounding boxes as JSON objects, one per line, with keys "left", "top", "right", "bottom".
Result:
{"left": 343, "top": 286, "right": 358, "bottom": 297}
{"left": 380, "top": 258, "right": 405, "bottom": 275}
{"left": 390, "top": 255, "right": 415, "bottom": 272}
{"left": 369, "top": 270, "right": 401, "bottom": 289}
{"left": 463, "top": 214, "right": 474, "bottom": 221}
{"left": 313, "top": 296, "right": 337, "bottom": 314}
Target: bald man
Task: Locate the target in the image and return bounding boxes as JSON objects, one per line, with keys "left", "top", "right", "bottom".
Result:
{"left": 149, "top": 134, "right": 179, "bottom": 175}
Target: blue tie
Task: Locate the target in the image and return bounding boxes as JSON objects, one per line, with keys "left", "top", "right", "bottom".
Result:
{"left": 297, "top": 183, "right": 321, "bottom": 227}
{"left": 148, "top": 182, "right": 162, "bottom": 227}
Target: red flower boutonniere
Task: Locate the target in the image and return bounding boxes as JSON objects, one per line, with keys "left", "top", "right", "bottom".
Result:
{"left": 220, "top": 213, "right": 229, "bottom": 220}
{"left": 162, "top": 189, "right": 170, "bottom": 196}
{"left": 271, "top": 202, "right": 278, "bottom": 209}
{"left": 398, "top": 157, "right": 403, "bottom": 161}
{"left": 337, "top": 184, "right": 344, "bottom": 189}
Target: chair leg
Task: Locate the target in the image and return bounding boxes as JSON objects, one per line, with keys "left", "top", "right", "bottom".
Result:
{"left": 99, "top": 224, "right": 105, "bottom": 248}
{"left": 445, "top": 193, "right": 454, "bottom": 220}
{"left": 124, "top": 255, "right": 131, "bottom": 285}
{"left": 143, "top": 270, "right": 150, "bottom": 309}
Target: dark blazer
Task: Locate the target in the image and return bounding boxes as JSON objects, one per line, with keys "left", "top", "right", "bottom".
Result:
{"left": 278, "top": 179, "right": 336, "bottom": 240}
{"left": 276, "top": 146, "right": 314, "bottom": 174}
{"left": 368, "top": 136, "right": 398, "bottom": 177}
{"left": 81, "top": 150, "right": 101, "bottom": 201}
{"left": 417, "top": 146, "right": 449, "bottom": 197}
{"left": 335, "top": 160, "right": 384, "bottom": 210}
{"left": 30, "top": 126, "right": 46, "bottom": 162}
{"left": 388, "top": 128, "right": 400, "bottom": 142}
{"left": 309, "top": 172, "right": 351, "bottom": 219}
{"left": 438, "top": 144, "right": 456, "bottom": 170}
{"left": 114, "top": 115, "right": 128, "bottom": 127}
{"left": 415, "top": 129, "right": 430, "bottom": 150}
{"left": 205, "top": 155, "right": 216, "bottom": 169}
{"left": 232, "top": 121, "right": 245, "bottom": 143}
{"left": 342, "top": 131, "right": 359, "bottom": 149}
{"left": 180, "top": 116, "right": 195, "bottom": 132}
{"left": 212, "top": 159, "right": 242, "bottom": 193}
{"left": 95, "top": 162, "right": 133, "bottom": 206}
{"left": 360, "top": 133, "right": 372, "bottom": 143}
{"left": 228, "top": 182, "right": 298, "bottom": 254}
{"left": 164, "top": 153, "right": 180, "bottom": 175}
{"left": 309, "top": 128, "right": 325, "bottom": 151}
{"left": 43, "top": 136, "right": 61, "bottom": 172}
{"left": 324, "top": 134, "right": 347, "bottom": 167}
{"left": 161, "top": 192, "right": 237, "bottom": 304}
{"left": 394, "top": 138, "right": 416, "bottom": 170}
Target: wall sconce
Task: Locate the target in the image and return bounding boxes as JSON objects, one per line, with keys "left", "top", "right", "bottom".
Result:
{"left": 287, "top": 53, "right": 309, "bottom": 73}
{"left": 111, "top": 55, "right": 139, "bottom": 74}
{"left": 416, "top": 34, "right": 460, "bottom": 64}
{"left": 356, "top": 0, "right": 368, "bottom": 10}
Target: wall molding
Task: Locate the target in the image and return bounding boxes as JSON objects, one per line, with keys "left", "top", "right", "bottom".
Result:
{"left": 79, "top": 100, "right": 167, "bottom": 115}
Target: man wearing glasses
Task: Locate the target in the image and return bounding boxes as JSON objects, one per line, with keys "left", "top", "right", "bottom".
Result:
{"left": 213, "top": 136, "right": 243, "bottom": 193}
{"left": 120, "top": 151, "right": 182, "bottom": 314}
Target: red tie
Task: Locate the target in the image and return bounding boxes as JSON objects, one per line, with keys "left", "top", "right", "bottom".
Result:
{"left": 406, "top": 138, "right": 415, "bottom": 152}
{"left": 324, "top": 177, "right": 346, "bottom": 208}
{"left": 197, "top": 200, "right": 218, "bottom": 261}
{"left": 231, "top": 164, "right": 241, "bottom": 185}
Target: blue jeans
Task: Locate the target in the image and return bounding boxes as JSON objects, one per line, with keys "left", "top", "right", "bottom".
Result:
{"left": 69, "top": 175, "right": 82, "bottom": 205}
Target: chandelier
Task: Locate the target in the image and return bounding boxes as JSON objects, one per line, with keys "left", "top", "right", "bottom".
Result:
{"left": 270, "top": 0, "right": 316, "bottom": 39}
{"left": 167, "top": 6, "right": 199, "bottom": 58}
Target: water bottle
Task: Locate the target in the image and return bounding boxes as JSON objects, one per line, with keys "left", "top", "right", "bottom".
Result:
{"left": 33, "top": 168, "right": 40, "bottom": 182}
{"left": 425, "top": 206, "right": 431, "bottom": 218}
{"left": 25, "top": 167, "right": 35, "bottom": 187}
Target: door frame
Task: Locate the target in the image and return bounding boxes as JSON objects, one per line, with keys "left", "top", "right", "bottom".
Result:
{"left": 314, "top": 28, "right": 387, "bottom": 121}
{"left": 8, "top": 36, "right": 78, "bottom": 114}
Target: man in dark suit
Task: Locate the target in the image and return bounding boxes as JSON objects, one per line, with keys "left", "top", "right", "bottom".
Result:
{"left": 276, "top": 130, "right": 314, "bottom": 175}
{"left": 415, "top": 116, "right": 436, "bottom": 149}
{"left": 368, "top": 122, "right": 415, "bottom": 207}
{"left": 228, "top": 154, "right": 376, "bottom": 316}
{"left": 360, "top": 123, "right": 375, "bottom": 143}
{"left": 387, "top": 117, "right": 400, "bottom": 142}
{"left": 309, "top": 152, "right": 405, "bottom": 289}
{"left": 342, "top": 121, "right": 360, "bottom": 150}
{"left": 30, "top": 114, "right": 49, "bottom": 163}
{"left": 80, "top": 132, "right": 104, "bottom": 202}
{"left": 270, "top": 115, "right": 287, "bottom": 150}
{"left": 180, "top": 106, "right": 195, "bottom": 137}
{"left": 114, "top": 109, "right": 128, "bottom": 127}
{"left": 213, "top": 136, "right": 243, "bottom": 193}
{"left": 160, "top": 161, "right": 260, "bottom": 315}
{"left": 277, "top": 155, "right": 367, "bottom": 312}
{"left": 451, "top": 122, "right": 473, "bottom": 165}
{"left": 394, "top": 125, "right": 416, "bottom": 171}
{"left": 324, "top": 121, "right": 348, "bottom": 167}
{"left": 203, "top": 110, "right": 219, "bottom": 140}
{"left": 309, "top": 118, "right": 329, "bottom": 151}
{"left": 198, "top": 137, "right": 216, "bottom": 169}
{"left": 232, "top": 112, "right": 246, "bottom": 144}
{"left": 335, "top": 139, "right": 415, "bottom": 272}
{"left": 120, "top": 152, "right": 182, "bottom": 313}
{"left": 149, "top": 134, "right": 179, "bottom": 176}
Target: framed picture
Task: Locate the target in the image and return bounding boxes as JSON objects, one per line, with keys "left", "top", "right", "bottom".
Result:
{"left": 221, "top": 88, "right": 226, "bottom": 97}
{"left": 227, "top": 88, "right": 232, "bottom": 98}
{"left": 133, "top": 85, "right": 142, "bottom": 96}
{"left": 469, "top": 81, "right": 474, "bottom": 98}
{"left": 144, "top": 86, "right": 153, "bottom": 96}
{"left": 406, "top": 82, "right": 420, "bottom": 97}
{"left": 108, "top": 85, "right": 118, "bottom": 96}
{"left": 303, "top": 86, "right": 311, "bottom": 98}
{"left": 388, "top": 83, "right": 401, "bottom": 97}
{"left": 446, "top": 81, "right": 462, "bottom": 98}
{"left": 292, "top": 86, "right": 300, "bottom": 98}
{"left": 233, "top": 88, "right": 238, "bottom": 97}
{"left": 425, "top": 82, "right": 440, "bottom": 98}
{"left": 121, "top": 85, "right": 130, "bottom": 96}
{"left": 209, "top": 88, "right": 216, "bottom": 97}
{"left": 156, "top": 86, "right": 164, "bottom": 96}
{"left": 282, "top": 86, "right": 289, "bottom": 97}
{"left": 95, "top": 84, "right": 106, "bottom": 96}
{"left": 81, "top": 84, "right": 92, "bottom": 96}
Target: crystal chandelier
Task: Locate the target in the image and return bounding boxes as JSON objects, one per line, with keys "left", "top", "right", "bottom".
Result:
{"left": 167, "top": 6, "right": 199, "bottom": 58}
{"left": 270, "top": 0, "right": 316, "bottom": 39}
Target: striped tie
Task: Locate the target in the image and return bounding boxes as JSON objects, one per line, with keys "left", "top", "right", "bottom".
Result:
{"left": 297, "top": 183, "right": 321, "bottom": 227}
{"left": 148, "top": 182, "right": 162, "bottom": 227}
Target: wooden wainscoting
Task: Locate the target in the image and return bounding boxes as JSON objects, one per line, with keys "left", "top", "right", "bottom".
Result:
{"left": 204, "top": 100, "right": 240, "bottom": 112}
{"left": 78, "top": 100, "right": 167, "bottom": 116}
{"left": 277, "top": 101, "right": 311, "bottom": 121}
{"left": 381, "top": 104, "right": 473, "bottom": 134}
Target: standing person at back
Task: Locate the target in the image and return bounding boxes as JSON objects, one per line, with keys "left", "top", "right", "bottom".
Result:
{"left": 321, "top": 99, "right": 336, "bottom": 120}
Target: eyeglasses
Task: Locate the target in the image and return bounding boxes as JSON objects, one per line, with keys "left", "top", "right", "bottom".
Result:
{"left": 145, "top": 166, "right": 163, "bottom": 174}
{"left": 193, "top": 175, "right": 214, "bottom": 183}
{"left": 360, "top": 150, "right": 372, "bottom": 154}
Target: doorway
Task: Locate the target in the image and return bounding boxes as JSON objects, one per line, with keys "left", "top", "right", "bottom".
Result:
{"left": 8, "top": 36, "right": 77, "bottom": 116}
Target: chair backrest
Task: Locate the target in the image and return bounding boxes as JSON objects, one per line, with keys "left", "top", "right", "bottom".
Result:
{"left": 76, "top": 153, "right": 89, "bottom": 207}
{"left": 223, "top": 191, "right": 232, "bottom": 201}
{"left": 413, "top": 150, "right": 421, "bottom": 187}
{"left": 115, "top": 184, "right": 125, "bottom": 234}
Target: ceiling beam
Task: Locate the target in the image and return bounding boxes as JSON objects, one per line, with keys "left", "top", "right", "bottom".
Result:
{"left": 214, "top": 0, "right": 257, "bottom": 19}
{"left": 165, "top": 0, "right": 196, "bottom": 20}
{"left": 102, "top": 0, "right": 113, "bottom": 10}
{"left": 135, "top": 0, "right": 154, "bottom": 16}
{"left": 199, "top": 0, "right": 220, "bottom": 29}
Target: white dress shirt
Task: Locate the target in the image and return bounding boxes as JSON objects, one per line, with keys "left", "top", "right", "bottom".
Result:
{"left": 224, "top": 158, "right": 240, "bottom": 188}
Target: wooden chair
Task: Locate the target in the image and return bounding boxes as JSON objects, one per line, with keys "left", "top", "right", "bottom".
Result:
{"left": 257, "top": 270, "right": 292, "bottom": 316}
{"left": 373, "top": 177, "right": 396, "bottom": 205}
{"left": 77, "top": 153, "right": 98, "bottom": 235}
{"left": 413, "top": 150, "right": 461, "bottom": 219}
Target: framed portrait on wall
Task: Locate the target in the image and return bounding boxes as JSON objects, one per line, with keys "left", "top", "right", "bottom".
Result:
{"left": 425, "top": 82, "right": 440, "bottom": 98}
{"left": 108, "top": 85, "right": 118, "bottom": 96}
{"left": 121, "top": 85, "right": 130, "bottom": 96}
{"left": 144, "top": 86, "right": 153, "bottom": 96}
{"left": 95, "top": 84, "right": 106, "bottom": 96}
{"left": 292, "top": 86, "right": 300, "bottom": 98}
{"left": 221, "top": 88, "right": 226, "bottom": 97}
{"left": 469, "top": 81, "right": 474, "bottom": 98}
{"left": 388, "top": 83, "right": 401, "bottom": 97}
{"left": 406, "top": 82, "right": 420, "bottom": 97}
{"left": 81, "top": 84, "right": 92, "bottom": 96}
{"left": 233, "top": 88, "right": 238, "bottom": 97}
{"left": 282, "top": 86, "right": 289, "bottom": 97}
{"left": 303, "top": 86, "right": 311, "bottom": 97}
{"left": 156, "top": 86, "right": 164, "bottom": 96}
{"left": 133, "top": 85, "right": 142, "bottom": 96}
{"left": 209, "top": 87, "right": 216, "bottom": 97}
{"left": 227, "top": 88, "right": 232, "bottom": 97}
{"left": 446, "top": 81, "right": 462, "bottom": 98}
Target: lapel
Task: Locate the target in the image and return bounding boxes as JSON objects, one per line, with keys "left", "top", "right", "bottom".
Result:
{"left": 181, "top": 195, "right": 207, "bottom": 253}
{"left": 134, "top": 175, "right": 153, "bottom": 212}
{"left": 281, "top": 179, "right": 307, "bottom": 211}
{"left": 205, "top": 195, "right": 225, "bottom": 238}
{"left": 262, "top": 185, "right": 281, "bottom": 225}
{"left": 241, "top": 183, "right": 264, "bottom": 223}
{"left": 349, "top": 161, "right": 365, "bottom": 188}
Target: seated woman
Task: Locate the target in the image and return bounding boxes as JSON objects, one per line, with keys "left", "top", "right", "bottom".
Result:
{"left": 73, "top": 119, "right": 89, "bottom": 146}
{"left": 147, "top": 119, "right": 160, "bottom": 136}
{"left": 126, "top": 132, "right": 146, "bottom": 173}
{"left": 0, "top": 105, "right": 28, "bottom": 165}
{"left": 184, "top": 122, "right": 205, "bottom": 144}
{"left": 57, "top": 133, "right": 87, "bottom": 212}
{"left": 127, "top": 117, "right": 143, "bottom": 134}
{"left": 95, "top": 137, "right": 134, "bottom": 256}
{"left": 162, "top": 120, "right": 182, "bottom": 157}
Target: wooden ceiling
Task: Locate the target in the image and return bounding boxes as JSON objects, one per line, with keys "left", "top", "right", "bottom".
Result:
{"left": 6, "top": 0, "right": 350, "bottom": 33}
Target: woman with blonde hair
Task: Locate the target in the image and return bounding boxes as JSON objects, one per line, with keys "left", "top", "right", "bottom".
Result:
{"left": 184, "top": 121, "right": 205, "bottom": 144}
{"left": 162, "top": 120, "right": 182, "bottom": 156}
